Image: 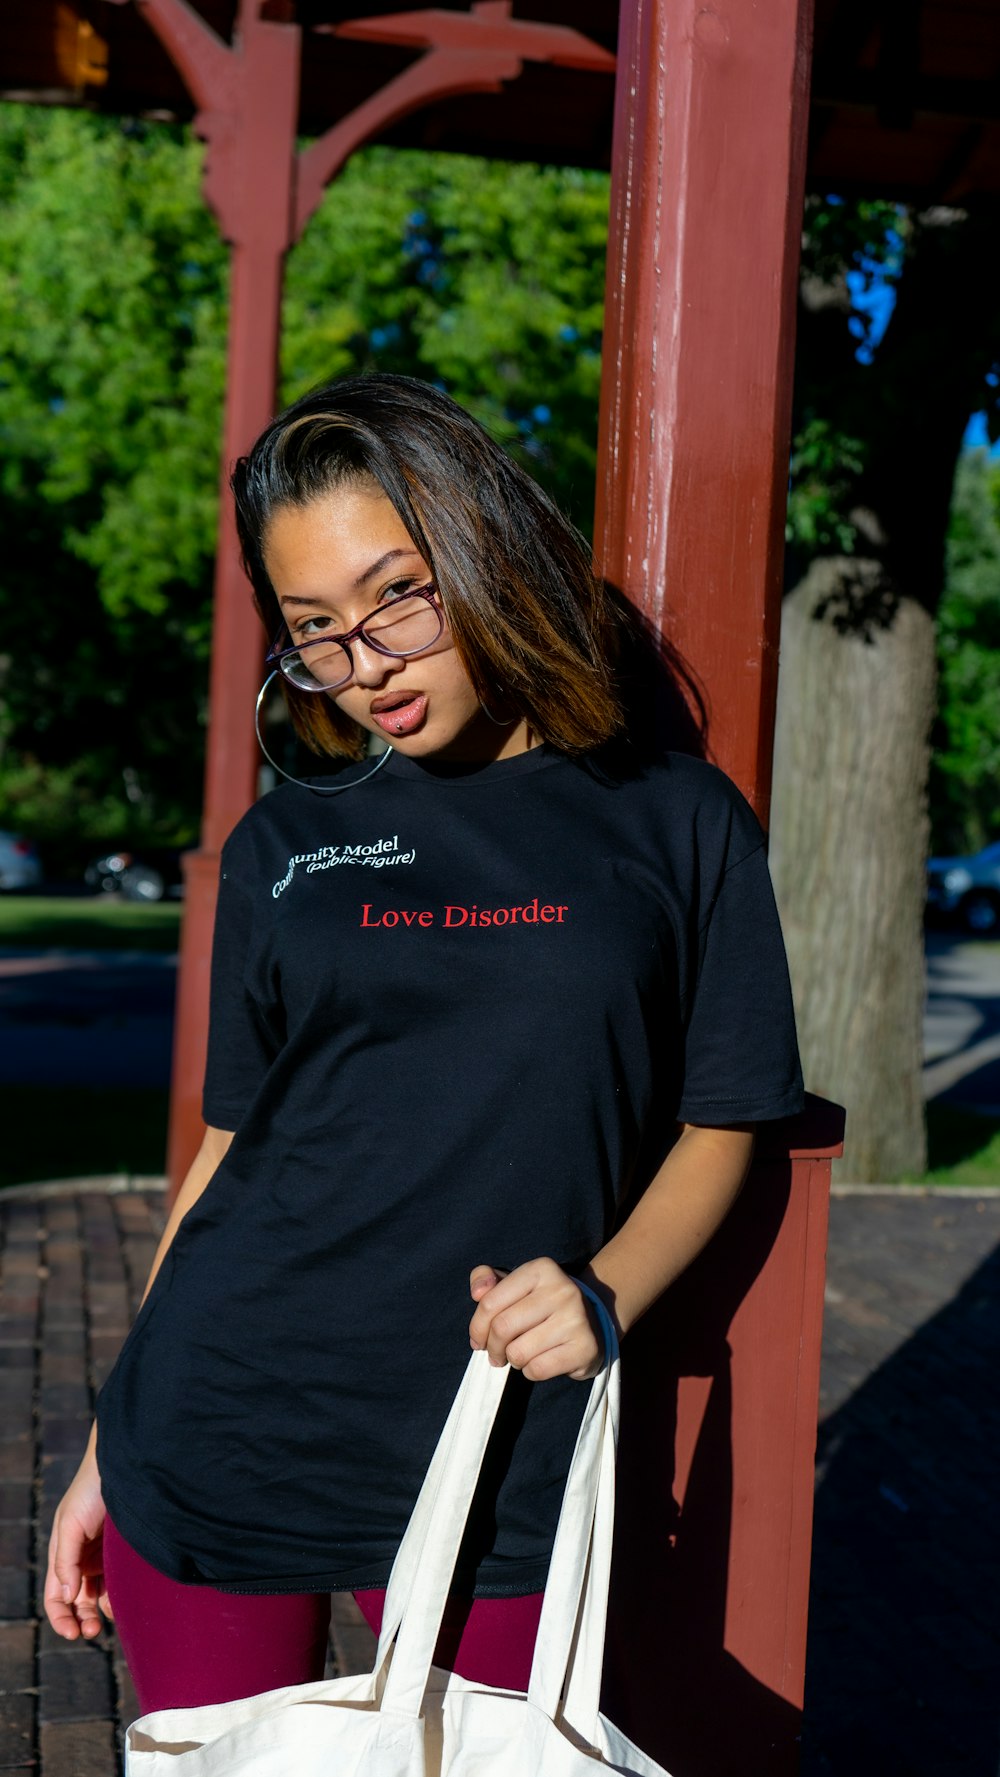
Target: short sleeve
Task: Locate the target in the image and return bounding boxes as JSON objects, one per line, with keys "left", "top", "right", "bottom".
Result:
{"left": 676, "top": 841, "right": 805, "bottom": 1125}
{"left": 201, "top": 850, "right": 279, "bottom": 1129}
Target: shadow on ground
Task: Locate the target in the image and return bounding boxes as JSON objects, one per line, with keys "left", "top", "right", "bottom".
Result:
{"left": 802, "top": 1235, "right": 999, "bottom": 1776}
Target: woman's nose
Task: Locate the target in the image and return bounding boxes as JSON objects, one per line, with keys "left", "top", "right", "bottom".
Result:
{"left": 349, "top": 639, "right": 405, "bottom": 688}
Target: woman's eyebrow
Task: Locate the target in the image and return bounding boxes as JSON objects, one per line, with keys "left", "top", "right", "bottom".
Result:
{"left": 352, "top": 547, "right": 421, "bottom": 588}
{"left": 277, "top": 548, "right": 423, "bottom": 608}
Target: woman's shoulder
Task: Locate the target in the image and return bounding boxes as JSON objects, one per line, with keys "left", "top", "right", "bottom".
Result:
{"left": 585, "top": 743, "right": 764, "bottom": 849}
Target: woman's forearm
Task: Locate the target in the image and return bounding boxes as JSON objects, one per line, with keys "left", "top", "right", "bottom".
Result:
{"left": 137, "top": 1124, "right": 234, "bottom": 1311}
{"left": 581, "top": 1122, "right": 756, "bottom": 1336}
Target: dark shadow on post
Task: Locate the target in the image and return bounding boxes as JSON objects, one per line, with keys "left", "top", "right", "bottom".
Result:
{"left": 802, "top": 1238, "right": 1000, "bottom": 1777}
{"left": 604, "top": 583, "right": 711, "bottom": 761}
{"left": 603, "top": 1158, "right": 803, "bottom": 1777}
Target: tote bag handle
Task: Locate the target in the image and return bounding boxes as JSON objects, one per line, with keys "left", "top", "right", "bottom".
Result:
{"left": 370, "top": 1351, "right": 503, "bottom": 1690}
{"left": 378, "top": 1280, "right": 620, "bottom": 1735}
{"left": 527, "top": 1281, "right": 620, "bottom": 1740}
{"left": 378, "top": 1352, "right": 513, "bottom": 1716}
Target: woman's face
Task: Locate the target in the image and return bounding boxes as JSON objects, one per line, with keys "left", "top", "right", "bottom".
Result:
{"left": 263, "top": 485, "right": 533, "bottom": 764}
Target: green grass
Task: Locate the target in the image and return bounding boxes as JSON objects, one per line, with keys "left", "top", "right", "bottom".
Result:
{"left": 0, "top": 1086, "right": 169, "bottom": 1189}
{"left": 905, "top": 1102, "right": 1000, "bottom": 1187}
{"left": 0, "top": 896, "right": 181, "bottom": 952}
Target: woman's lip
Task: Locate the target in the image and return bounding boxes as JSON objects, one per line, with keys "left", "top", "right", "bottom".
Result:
{"left": 371, "top": 693, "right": 428, "bottom": 736}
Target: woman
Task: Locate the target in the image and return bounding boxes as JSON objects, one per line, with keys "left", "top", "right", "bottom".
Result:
{"left": 44, "top": 373, "right": 804, "bottom": 1713}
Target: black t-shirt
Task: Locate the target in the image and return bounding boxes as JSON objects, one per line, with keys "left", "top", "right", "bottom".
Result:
{"left": 95, "top": 744, "right": 804, "bottom": 1596}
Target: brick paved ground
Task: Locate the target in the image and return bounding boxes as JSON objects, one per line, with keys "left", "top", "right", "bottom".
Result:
{"left": 0, "top": 1182, "right": 374, "bottom": 1774}
{"left": 1, "top": 1182, "right": 996, "bottom": 1773}
{"left": 802, "top": 1190, "right": 1000, "bottom": 1777}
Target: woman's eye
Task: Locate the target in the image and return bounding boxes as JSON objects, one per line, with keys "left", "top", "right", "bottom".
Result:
{"left": 379, "top": 579, "right": 419, "bottom": 604}
{"left": 296, "top": 615, "right": 334, "bottom": 638}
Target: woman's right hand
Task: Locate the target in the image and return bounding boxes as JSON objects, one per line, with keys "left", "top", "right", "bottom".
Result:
{"left": 44, "top": 1437, "right": 114, "bottom": 1641}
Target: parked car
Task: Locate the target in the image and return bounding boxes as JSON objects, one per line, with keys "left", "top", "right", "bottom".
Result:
{"left": 926, "top": 840, "right": 1000, "bottom": 935}
{"left": 0, "top": 830, "right": 43, "bottom": 891}
{"left": 85, "top": 848, "right": 185, "bottom": 903}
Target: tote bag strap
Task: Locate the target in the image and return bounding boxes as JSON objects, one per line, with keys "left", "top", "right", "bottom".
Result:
{"left": 527, "top": 1280, "right": 621, "bottom": 1740}
{"left": 378, "top": 1280, "right": 619, "bottom": 1731}
{"left": 371, "top": 1356, "right": 490, "bottom": 1685}
{"left": 375, "top": 1350, "right": 512, "bottom": 1714}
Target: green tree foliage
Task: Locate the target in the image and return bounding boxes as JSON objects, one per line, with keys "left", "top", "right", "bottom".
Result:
{"left": 0, "top": 105, "right": 608, "bottom": 864}
{"left": 0, "top": 107, "right": 225, "bottom": 854}
{"left": 285, "top": 148, "right": 607, "bottom": 526}
{"left": 931, "top": 449, "right": 1000, "bottom": 854}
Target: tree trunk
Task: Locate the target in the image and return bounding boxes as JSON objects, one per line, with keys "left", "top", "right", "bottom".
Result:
{"left": 769, "top": 556, "right": 937, "bottom": 1181}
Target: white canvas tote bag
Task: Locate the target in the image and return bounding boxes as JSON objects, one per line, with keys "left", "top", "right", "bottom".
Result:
{"left": 124, "top": 1290, "right": 670, "bottom": 1776}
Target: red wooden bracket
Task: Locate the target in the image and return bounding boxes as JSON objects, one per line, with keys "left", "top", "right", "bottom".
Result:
{"left": 328, "top": 3, "right": 616, "bottom": 73}
{"left": 293, "top": 45, "right": 521, "bottom": 239}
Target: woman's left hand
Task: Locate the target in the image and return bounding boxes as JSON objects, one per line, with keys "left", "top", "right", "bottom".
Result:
{"left": 468, "top": 1258, "right": 603, "bottom": 1381}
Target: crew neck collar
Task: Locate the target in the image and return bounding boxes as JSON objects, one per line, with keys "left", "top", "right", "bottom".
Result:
{"left": 382, "top": 742, "right": 566, "bottom": 785}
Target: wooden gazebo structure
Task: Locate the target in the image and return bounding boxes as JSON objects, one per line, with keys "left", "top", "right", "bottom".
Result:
{"left": 4, "top": 2, "right": 999, "bottom": 1769}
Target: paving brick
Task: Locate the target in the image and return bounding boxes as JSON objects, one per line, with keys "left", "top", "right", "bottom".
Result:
{"left": 0, "top": 1620, "right": 35, "bottom": 1690}
{"left": 36, "top": 1421, "right": 91, "bottom": 1462}
{"left": 0, "top": 1376, "right": 33, "bottom": 1419}
{"left": 87, "top": 1323, "right": 123, "bottom": 1364}
{"left": 0, "top": 1564, "right": 34, "bottom": 1618}
{"left": 1, "top": 1251, "right": 43, "bottom": 1281}
{"left": 2, "top": 1297, "right": 40, "bottom": 1326}
{"left": 37, "top": 1385, "right": 90, "bottom": 1421}
{"left": 0, "top": 1693, "right": 35, "bottom": 1769}
{"left": 36, "top": 1622, "right": 74, "bottom": 1660}
{"left": 38, "top": 1646, "right": 112, "bottom": 1725}
{"left": 0, "top": 1520, "right": 32, "bottom": 1568}
{"left": 41, "top": 1205, "right": 75, "bottom": 1234}
{"left": 39, "top": 1719, "right": 115, "bottom": 1777}
{"left": 0, "top": 1442, "right": 33, "bottom": 1483}
{"left": 37, "top": 1354, "right": 85, "bottom": 1389}
{"left": 38, "top": 1460, "right": 78, "bottom": 1518}
{"left": 0, "top": 1481, "right": 33, "bottom": 1520}
{"left": 35, "top": 1332, "right": 83, "bottom": 1363}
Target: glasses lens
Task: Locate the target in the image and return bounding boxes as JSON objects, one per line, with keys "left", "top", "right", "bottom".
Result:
{"left": 279, "top": 638, "right": 352, "bottom": 691}
{"left": 363, "top": 595, "right": 442, "bottom": 656}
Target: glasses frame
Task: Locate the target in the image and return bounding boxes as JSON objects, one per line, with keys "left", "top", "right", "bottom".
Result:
{"left": 266, "top": 582, "right": 444, "bottom": 694}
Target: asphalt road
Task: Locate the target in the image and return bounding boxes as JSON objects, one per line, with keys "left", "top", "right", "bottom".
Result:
{"left": 923, "top": 932, "right": 1000, "bottom": 1115}
{"left": 0, "top": 948, "right": 176, "bottom": 1088}
{"left": 1, "top": 931, "right": 998, "bottom": 1105}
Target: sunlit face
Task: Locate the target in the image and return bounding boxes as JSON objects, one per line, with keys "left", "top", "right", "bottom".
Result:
{"left": 263, "top": 484, "right": 533, "bottom": 764}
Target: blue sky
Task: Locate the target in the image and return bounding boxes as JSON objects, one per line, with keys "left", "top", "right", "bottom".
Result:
{"left": 963, "top": 412, "right": 1000, "bottom": 454}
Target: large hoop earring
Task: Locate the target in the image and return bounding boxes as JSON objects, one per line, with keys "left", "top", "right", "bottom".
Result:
{"left": 478, "top": 688, "right": 517, "bottom": 728}
{"left": 255, "top": 671, "right": 393, "bottom": 796}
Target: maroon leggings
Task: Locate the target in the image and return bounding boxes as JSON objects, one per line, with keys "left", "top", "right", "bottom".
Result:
{"left": 103, "top": 1511, "right": 544, "bottom": 1717}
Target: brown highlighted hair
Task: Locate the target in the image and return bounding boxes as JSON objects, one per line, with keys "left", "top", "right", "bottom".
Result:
{"left": 231, "top": 374, "right": 624, "bottom": 761}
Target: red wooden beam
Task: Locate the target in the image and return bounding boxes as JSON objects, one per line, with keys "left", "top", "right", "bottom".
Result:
{"left": 329, "top": 3, "right": 616, "bottom": 72}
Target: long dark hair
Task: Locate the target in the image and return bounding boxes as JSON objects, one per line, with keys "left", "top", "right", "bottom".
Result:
{"left": 232, "top": 374, "right": 625, "bottom": 760}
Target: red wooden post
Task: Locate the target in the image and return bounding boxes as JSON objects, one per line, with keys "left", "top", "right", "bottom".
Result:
{"left": 592, "top": 1, "right": 837, "bottom": 1769}
{"left": 604, "top": 1099, "right": 844, "bottom": 1776}
{"left": 118, "top": 0, "right": 305, "bottom": 1196}
{"left": 595, "top": 0, "right": 814, "bottom": 825}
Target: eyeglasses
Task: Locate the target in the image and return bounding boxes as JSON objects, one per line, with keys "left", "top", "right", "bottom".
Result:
{"left": 266, "top": 583, "right": 445, "bottom": 692}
